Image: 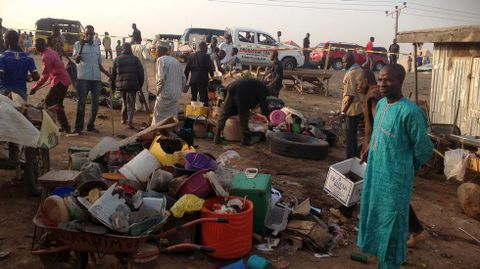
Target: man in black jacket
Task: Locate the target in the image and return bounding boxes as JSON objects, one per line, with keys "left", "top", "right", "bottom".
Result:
{"left": 110, "top": 42, "right": 144, "bottom": 129}
{"left": 214, "top": 78, "right": 270, "bottom": 146}
{"left": 184, "top": 42, "right": 214, "bottom": 106}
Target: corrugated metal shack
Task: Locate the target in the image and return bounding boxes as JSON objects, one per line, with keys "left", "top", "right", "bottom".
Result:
{"left": 397, "top": 25, "right": 480, "bottom": 136}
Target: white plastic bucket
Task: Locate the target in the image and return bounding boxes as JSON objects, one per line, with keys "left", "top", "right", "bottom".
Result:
{"left": 70, "top": 152, "right": 90, "bottom": 170}
{"left": 119, "top": 149, "right": 161, "bottom": 183}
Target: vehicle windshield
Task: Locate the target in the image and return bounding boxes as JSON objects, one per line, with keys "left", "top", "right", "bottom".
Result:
{"left": 36, "top": 20, "right": 83, "bottom": 33}
{"left": 257, "top": 32, "right": 277, "bottom": 46}
{"left": 180, "top": 29, "right": 189, "bottom": 43}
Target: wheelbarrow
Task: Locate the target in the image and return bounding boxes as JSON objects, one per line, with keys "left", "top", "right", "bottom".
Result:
{"left": 31, "top": 211, "right": 228, "bottom": 269}
{"left": 419, "top": 123, "right": 461, "bottom": 176}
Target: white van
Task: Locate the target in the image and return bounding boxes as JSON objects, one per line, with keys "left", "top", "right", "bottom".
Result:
{"left": 225, "top": 27, "right": 304, "bottom": 69}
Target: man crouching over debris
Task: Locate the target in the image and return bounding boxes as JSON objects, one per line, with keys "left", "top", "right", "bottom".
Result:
{"left": 214, "top": 77, "right": 269, "bottom": 146}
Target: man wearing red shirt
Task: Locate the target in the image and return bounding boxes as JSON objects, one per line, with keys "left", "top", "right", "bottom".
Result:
{"left": 363, "top": 36, "right": 374, "bottom": 70}
{"left": 31, "top": 38, "right": 72, "bottom": 133}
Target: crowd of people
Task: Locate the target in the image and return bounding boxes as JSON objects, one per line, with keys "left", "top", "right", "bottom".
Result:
{"left": 0, "top": 18, "right": 434, "bottom": 269}
{"left": 0, "top": 21, "right": 275, "bottom": 135}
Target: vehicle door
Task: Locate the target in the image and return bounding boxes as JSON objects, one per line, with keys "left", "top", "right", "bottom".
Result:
{"left": 255, "top": 32, "right": 277, "bottom": 66}
{"left": 236, "top": 30, "right": 260, "bottom": 65}
{"left": 354, "top": 45, "right": 367, "bottom": 65}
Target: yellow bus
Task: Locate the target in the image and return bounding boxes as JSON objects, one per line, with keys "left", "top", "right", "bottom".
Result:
{"left": 33, "top": 18, "right": 84, "bottom": 55}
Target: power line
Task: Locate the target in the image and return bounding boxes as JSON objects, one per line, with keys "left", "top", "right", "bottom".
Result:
{"left": 208, "top": 0, "right": 384, "bottom": 11}
{"left": 409, "top": 0, "right": 480, "bottom": 17}
{"left": 403, "top": 12, "right": 480, "bottom": 24}
{"left": 342, "top": 0, "right": 480, "bottom": 17}
{"left": 209, "top": 0, "right": 480, "bottom": 23}
{"left": 265, "top": 0, "right": 393, "bottom": 7}
{"left": 409, "top": 7, "right": 480, "bottom": 20}
{"left": 385, "top": 3, "right": 407, "bottom": 38}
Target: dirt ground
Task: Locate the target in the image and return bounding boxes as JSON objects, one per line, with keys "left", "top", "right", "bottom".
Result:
{"left": 0, "top": 55, "right": 479, "bottom": 269}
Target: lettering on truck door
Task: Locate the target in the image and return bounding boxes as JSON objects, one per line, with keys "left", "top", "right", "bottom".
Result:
{"left": 256, "top": 32, "right": 276, "bottom": 65}
{"left": 236, "top": 30, "right": 258, "bottom": 65}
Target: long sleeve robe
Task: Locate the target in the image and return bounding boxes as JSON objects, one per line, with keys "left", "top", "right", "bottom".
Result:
{"left": 357, "top": 97, "right": 433, "bottom": 268}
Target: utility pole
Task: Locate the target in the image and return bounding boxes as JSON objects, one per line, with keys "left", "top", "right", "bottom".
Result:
{"left": 386, "top": 2, "right": 407, "bottom": 38}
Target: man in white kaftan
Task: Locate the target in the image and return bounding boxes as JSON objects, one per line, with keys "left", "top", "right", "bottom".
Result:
{"left": 151, "top": 44, "right": 186, "bottom": 125}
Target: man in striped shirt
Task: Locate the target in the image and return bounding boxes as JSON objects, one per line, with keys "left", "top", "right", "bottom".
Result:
{"left": 0, "top": 30, "right": 39, "bottom": 101}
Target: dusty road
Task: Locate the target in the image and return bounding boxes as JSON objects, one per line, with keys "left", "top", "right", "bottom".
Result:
{"left": 0, "top": 55, "right": 478, "bottom": 269}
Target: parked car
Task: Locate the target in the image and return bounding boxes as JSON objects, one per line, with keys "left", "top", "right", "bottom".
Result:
{"left": 225, "top": 27, "right": 304, "bottom": 69}
{"left": 310, "top": 42, "right": 389, "bottom": 71}
{"left": 33, "top": 18, "right": 84, "bottom": 56}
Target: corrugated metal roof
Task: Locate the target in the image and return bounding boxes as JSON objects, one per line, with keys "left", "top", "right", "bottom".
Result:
{"left": 429, "top": 44, "right": 480, "bottom": 135}
{"left": 397, "top": 25, "right": 480, "bottom": 43}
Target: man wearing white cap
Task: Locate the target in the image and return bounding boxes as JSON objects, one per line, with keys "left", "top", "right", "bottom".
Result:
{"left": 151, "top": 43, "right": 186, "bottom": 125}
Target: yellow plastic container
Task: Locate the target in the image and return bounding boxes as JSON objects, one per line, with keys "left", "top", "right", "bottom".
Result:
{"left": 149, "top": 135, "right": 195, "bottom": 167}
{"left": 185, "top": 105, "right": 210, "bottom": 117}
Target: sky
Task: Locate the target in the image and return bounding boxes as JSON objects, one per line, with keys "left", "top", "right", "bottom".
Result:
{"left": 1, "top": 0, "right": 479, "bottom": 52}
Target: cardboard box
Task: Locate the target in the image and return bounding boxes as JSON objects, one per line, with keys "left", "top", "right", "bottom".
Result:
{"left": 324, "top": 157, "right": 366, "bottom": 207}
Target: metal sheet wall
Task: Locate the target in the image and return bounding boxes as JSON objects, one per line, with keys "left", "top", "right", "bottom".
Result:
{"left": 430, "top": 44, "right": 480, "bottom": 135}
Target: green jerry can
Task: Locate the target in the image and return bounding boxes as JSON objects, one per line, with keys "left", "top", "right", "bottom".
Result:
{"left": 230, "top": 168, "right": 271, "bottom": 235}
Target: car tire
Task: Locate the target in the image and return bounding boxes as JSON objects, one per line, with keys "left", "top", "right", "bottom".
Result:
{"left": 374, "top": 61, "right": 385, "bottom": 71}
{"left": 331, "top": 59, "right": 343, "bottom": 70}
{"left": 281, "top": 57, "right": 297, "bottom": 70}
{"left": 267, "top": 132, "right": 329, "bottom": 160}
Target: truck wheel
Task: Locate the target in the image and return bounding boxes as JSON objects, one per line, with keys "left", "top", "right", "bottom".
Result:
{"left": 331, "top": 59, "right": 343, "bottom": 70}
{"left": 281, "top": 57, "right": 297, "bottom": 70}
{"left": 267, "top": 132, "right": 329, "bottom": 160}
{"left": 374, "top": 61, "right": 385, "bottom": 71}
{"left": 24, "top": 147, "right": 49, "bottom": 196}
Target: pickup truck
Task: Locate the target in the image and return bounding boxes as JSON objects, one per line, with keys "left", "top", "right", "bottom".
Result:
{"left": 310, "top": 41, "right": 389, "bottom": 71}
{"left": 225, "top": 27, "right": 304, "bottom": 69}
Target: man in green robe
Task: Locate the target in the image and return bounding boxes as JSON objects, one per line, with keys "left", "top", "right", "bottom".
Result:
{"left": 357, "top": 64, "right": 433, "bottom": 269}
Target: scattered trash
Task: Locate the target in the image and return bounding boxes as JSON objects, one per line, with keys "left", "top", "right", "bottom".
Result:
{"left": 0, "top": 251, "right": 10, "bottom": 259}
{"left": 458, "top": 227, "right": 480, "bottom": 245}
{"left": 292, "top": 198, "right": 310, "bottom": 217}
{"left": 273, "top": 259, "right": 290, "bottom": 269}
{"left": 255, "top": 237, "right": 280, "bottom": 252}
{"left": 313, "top": 253, "right": 330, "bottom": 258}
{"left": 221, "top": 259, "right": 246, "bottom": 269}
{"left": 444, "top": 149, "right": 472, "bottom": 181}
{"left": 350, "top": 252, "right": 369, "bottom": 264}
{"left": 170, "top": 194, "right": 204, "bottom": 218}
{"left": 440, "top": 253, "right": 453, "bottom": 259}
{"left": 265, "top": 205, "right": 289, "bottom": 236}
{"left": 247, "top": 255, "right": 272, "bottom": 269}
{"left": 89, "top": 137, "right": 120, "bottom": 160}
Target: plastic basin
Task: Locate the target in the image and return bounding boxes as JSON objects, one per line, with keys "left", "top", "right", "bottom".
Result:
{"left": 176, "top": 170, "right": 213, "bottom": 199}
{"left": 184, "top": 152, "right": 217, "bottom": 171}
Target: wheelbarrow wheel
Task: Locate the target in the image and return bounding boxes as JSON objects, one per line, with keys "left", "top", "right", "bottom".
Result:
{"left": 37, "top": 231, "right": 88, "bottom": 269}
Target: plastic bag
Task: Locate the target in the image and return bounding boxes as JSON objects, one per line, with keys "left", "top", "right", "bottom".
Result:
{"left": 38, "top": 110, "right": 60, "bottom": 149}
{"left": 216, "top": 150, "right": 240, "bottom": 166}
{"left": 170, "top": 194, "right": 204, "bottom": 218}
{"left": 444, "top": 149, "right": 472, "bottom": 181}
{"left": 80, "top": 162, "right": 105, "bottom": 182}
{"left": 0, "top": 99, "right": 40, "bottom": 147}
{"left": 89, "top": 137, "right": 120, "bottom": 160}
